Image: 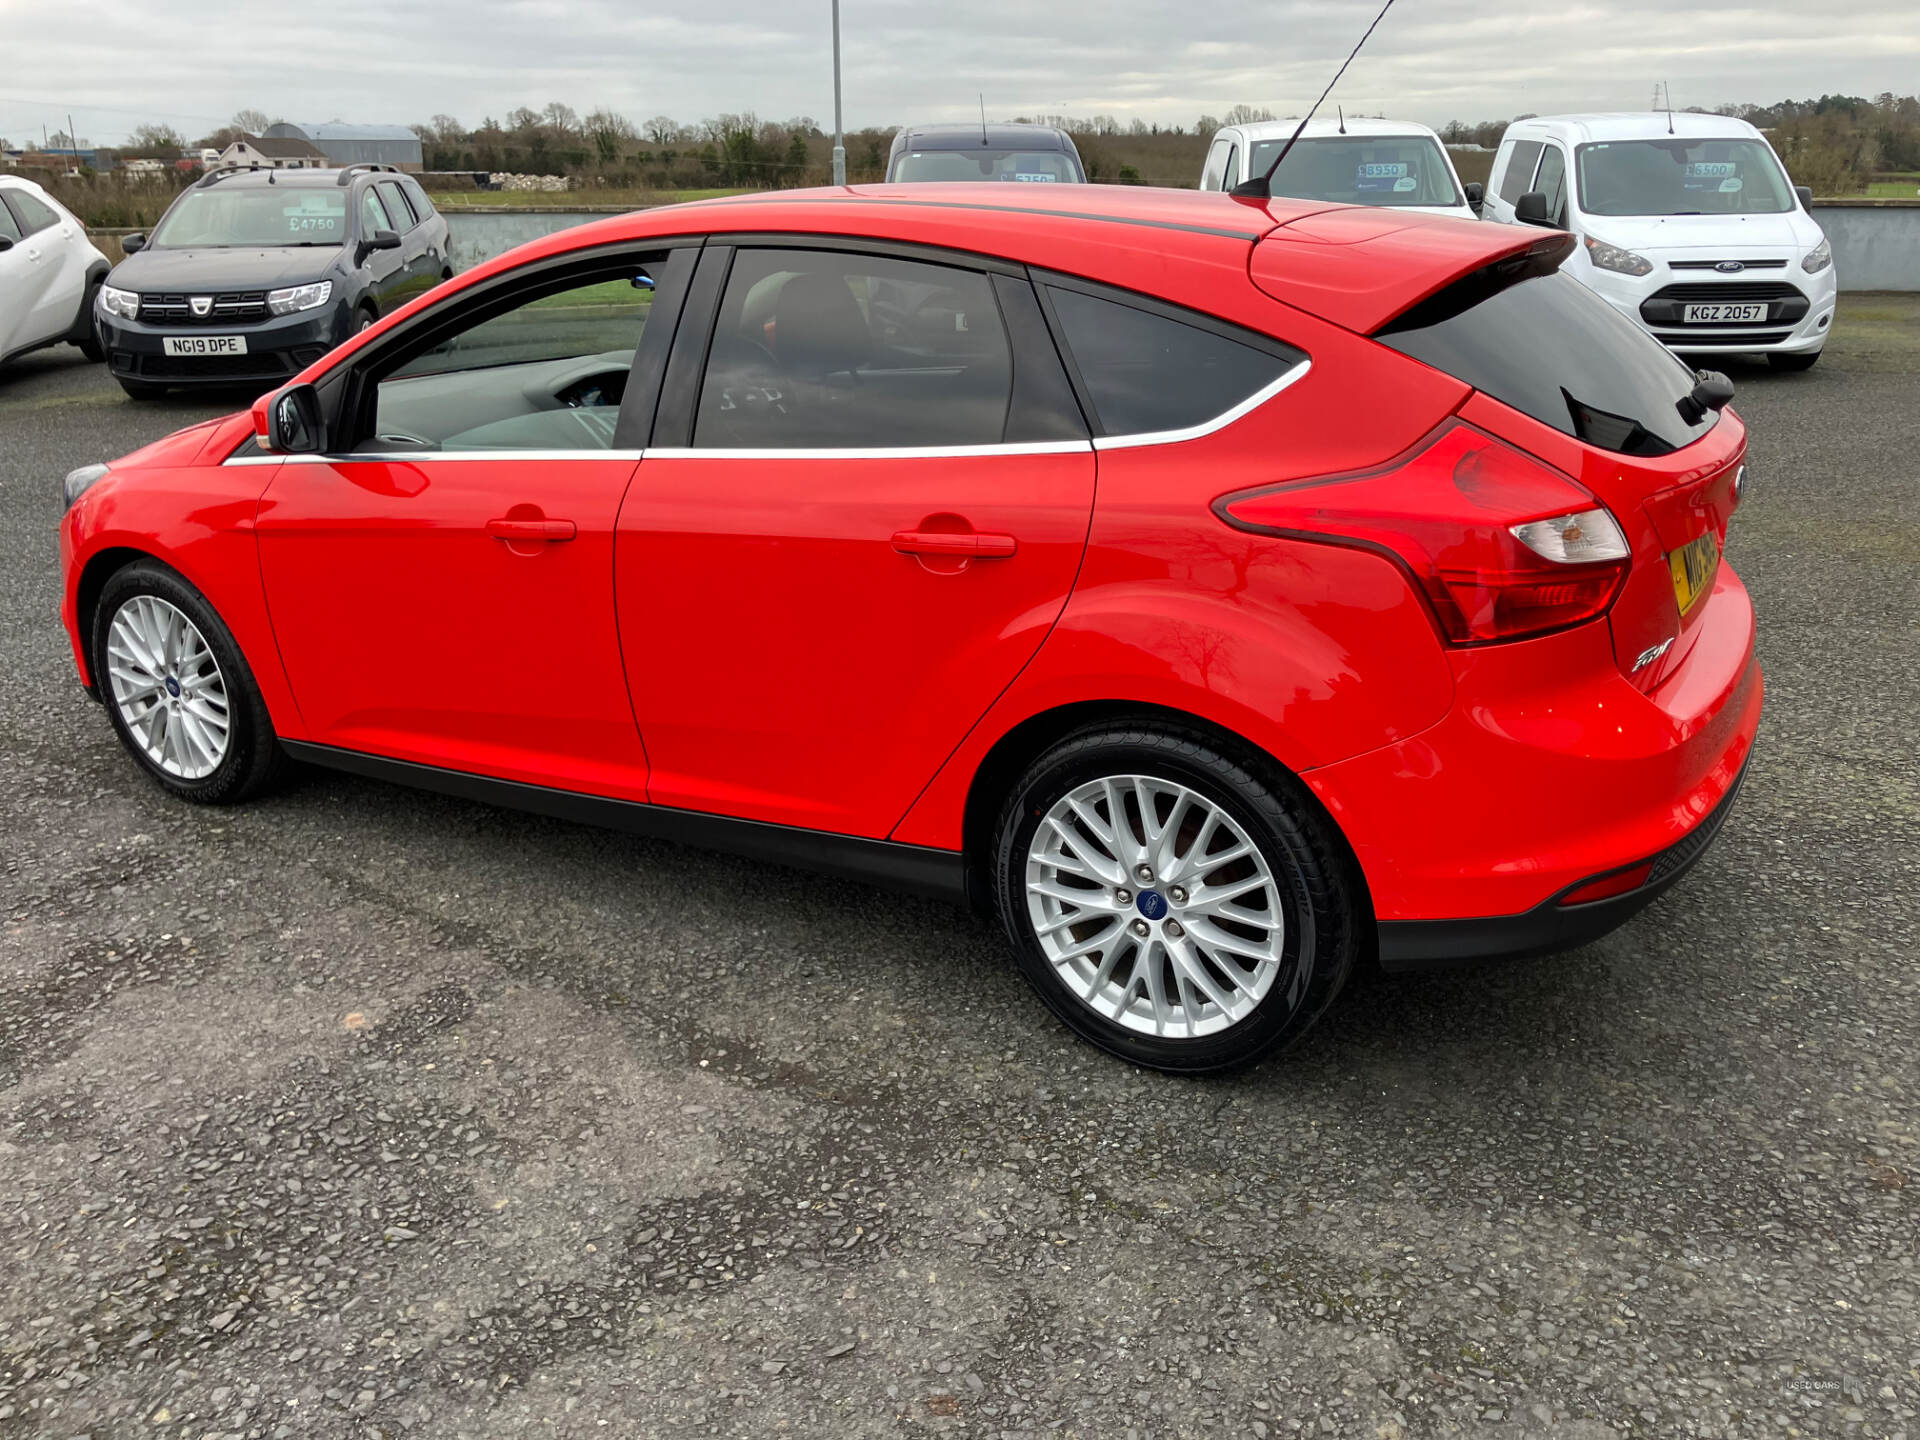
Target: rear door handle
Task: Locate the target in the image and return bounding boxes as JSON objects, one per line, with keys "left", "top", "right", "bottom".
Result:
{"left": 487, "top": 517, "right": 577, "bottom": 542}
{"left": 891, "top": 529, "right": 1017, "bottom": 558}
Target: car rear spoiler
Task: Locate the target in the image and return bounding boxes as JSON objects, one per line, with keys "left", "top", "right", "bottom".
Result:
{"left": 1249, "top": 209, "right": 1576, "bottom": 334}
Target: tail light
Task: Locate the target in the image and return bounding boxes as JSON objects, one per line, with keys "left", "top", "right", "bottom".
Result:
{"left": 1216, "top": 421, "right": 1631, "bottom": 645}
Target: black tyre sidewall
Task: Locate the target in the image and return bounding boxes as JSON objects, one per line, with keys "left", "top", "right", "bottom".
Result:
{"left": 993, "top": 728, "right": 1357, "bottom": 1074}
{"left": 92, "top": 561, "right": 281, "bottom": 804}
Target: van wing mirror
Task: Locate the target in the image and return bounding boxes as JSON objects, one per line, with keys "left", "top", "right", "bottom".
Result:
{"left": 260, "top": 382, "right": 324, "bottom": 454}
{"left": 1514, "top": 191, "right": 1554, "bottom": 227}
{"left": 1794, "top": 184, "right": 1814, "bottom": 209}
{"left": 1465, "top": 181, "right": 1485, "bottom": 213}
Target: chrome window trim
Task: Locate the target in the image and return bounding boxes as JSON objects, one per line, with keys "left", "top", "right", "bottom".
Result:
{"left": 1088, "top": 361, "right": 1311, "bottom": 451}
{"left": 646, "top": 439, "right": 1092, "bottom": 461}
{"left": 224, "top": 449, "right": 648, "bottom": 466}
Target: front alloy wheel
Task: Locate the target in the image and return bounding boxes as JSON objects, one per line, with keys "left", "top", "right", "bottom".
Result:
{"left": 92, "top": 560, "right": 286, "bottom": 804}
{"left": 995, "top": 727, "right": 1359, "bottom": 1073}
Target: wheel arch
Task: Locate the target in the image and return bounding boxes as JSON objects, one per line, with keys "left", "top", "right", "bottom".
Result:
{"left": 73, "top": 545, "right": 155, "bottom": 687}
{"left": 957, "top": 698, "right": 1374, "bottom": 934}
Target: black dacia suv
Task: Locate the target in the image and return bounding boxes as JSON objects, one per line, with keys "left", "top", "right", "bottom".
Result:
{"left": 95, "top": 164, "right": 452, "bottom": 399}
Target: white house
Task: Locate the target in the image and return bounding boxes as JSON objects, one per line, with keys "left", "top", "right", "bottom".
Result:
{"left": 216, "top": 134, "right": 329, "bottom": 170}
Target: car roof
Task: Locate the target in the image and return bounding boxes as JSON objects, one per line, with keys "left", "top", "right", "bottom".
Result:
{"left": 1502, "top": 112, "right": 1767, "bottom": 143}
{"left": 1222, "top": 117, "right": 1445, "bottom": 142}
{"left": 893, "top": 124, "right": 1074, "bottom": 152}
{"left": 456, "top": 182, "right": 1556, "bottom": 338}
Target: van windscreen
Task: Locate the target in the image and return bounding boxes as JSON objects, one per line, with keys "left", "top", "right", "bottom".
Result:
{"left": 1577, "top": 138, "right": 1794, "bottom": 216}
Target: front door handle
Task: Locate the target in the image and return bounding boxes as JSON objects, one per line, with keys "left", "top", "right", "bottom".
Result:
{"left": 891, "top": 529, "right": 1017, "bottom": 558}
{"left": 487, "top": 516, "right": 576, "bottom": 543}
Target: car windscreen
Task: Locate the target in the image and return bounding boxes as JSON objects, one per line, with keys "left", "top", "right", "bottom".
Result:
{"left": 891, "top": 149, "right": 1081, "bottom": 183}
{"left": 1377, "top": 269, "right": 1715, "bottom": 457}
{"left": 149, "top": 188, "right": 349, "bottom": 247}
{"left": 1250, "top": 136, "right": 1461, "bottom": 207}
{"left": 1577, "top": 138, "right": 1794, "bottom": 216}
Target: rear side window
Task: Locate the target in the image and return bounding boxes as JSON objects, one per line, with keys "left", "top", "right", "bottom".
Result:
{"left": 1497, "top": 140, "right": 1543, "bottom": 204}
{"left": 1046, "top": 287, "right": 1299, "bottom": 439}
{"left": 0, "top": 197, "right": 22, "bottom": 242}
{"left": 1378, "top": 269, "right": 1714, "bottom": 456}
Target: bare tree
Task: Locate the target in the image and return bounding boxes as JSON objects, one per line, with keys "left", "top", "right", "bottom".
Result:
{"left": 232, "top": 108, "right": 272, "bottom": 135}
{"left": 127, "top": 123, "right": 187, "bottom": 157}
{"left": 583, "top": 108, "right": 637, "bottom": 167}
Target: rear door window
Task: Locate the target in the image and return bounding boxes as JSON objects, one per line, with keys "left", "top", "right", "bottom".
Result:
{"left": 0, "top": 196, "right": 23, "bottom": 242}
{"left": 378, "top": 180, "right": 418, "bottom": 229}
{"left": 1497, "top": 140, "right": 1543, "bottom": 204}
{"left": 694, "top": 248, "right": 1013, "bottom": 448}
{"left": 1378, "top": 269, "right": 1715, "bottom": 456}
{"left": 1044, "top": 286, "right": 1301, "bottom": 439}
{"left": 8, "top": 189, "right": 61, "bottom": 235}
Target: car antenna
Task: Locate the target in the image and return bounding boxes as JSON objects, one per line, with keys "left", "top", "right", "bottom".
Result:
{"left": 1664, "top": 81, "right": 1675, "bottom": 135}
{"left": 1232, "top": 0, "right": 1399, "bottom": 200}
{"left": 1337, "top": 104, "right": 1346, "bottom": 135}
{"left": 980, "top": 93, "right": 988, "bottom": 146}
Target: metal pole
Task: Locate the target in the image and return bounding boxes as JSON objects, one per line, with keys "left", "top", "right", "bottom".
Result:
{"left": 831, "top": 0, "right": 846, "bottom": 185}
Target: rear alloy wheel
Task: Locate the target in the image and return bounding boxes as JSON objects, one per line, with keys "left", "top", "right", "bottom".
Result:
{"left": 994, "top": 728, "right": 1359, "bottom": 1072}
{"left": 1769, "top": 349, "right": 1820, "bottom": 372}
{"left": 93, "top": 562, "right": 286, "bottom": 804}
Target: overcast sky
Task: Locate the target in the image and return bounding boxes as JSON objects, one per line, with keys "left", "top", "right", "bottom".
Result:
{"left": 3, "top": 0, "right": 1916, "bottom": 147}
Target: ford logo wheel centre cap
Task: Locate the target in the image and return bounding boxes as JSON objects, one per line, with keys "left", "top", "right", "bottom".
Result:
{"left": 1135, "top": 890, "right": 1170, "bottom": 921}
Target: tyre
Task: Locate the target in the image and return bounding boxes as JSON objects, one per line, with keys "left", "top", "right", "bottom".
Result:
{"left": 78, "top": 332, "right": 105, "bottom": 363}
{"left": 91, "top": 561, "right": 286, "bottom": 804}
{"left": 993, "top": 727, "right": 1360, "bottom": 1073}
{"left": 357, "top": 305, "right": 378, "bottom": 333}
{"left": 118, "top": 379, "right": 168, "bottom": 400}
{"left": 1769, "top": 349, "right": 1820, "bottom": 372}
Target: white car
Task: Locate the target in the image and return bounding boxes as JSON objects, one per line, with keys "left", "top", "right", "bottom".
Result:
{"left": 0, "top": 175, "right": 109, "bottom": 370}
{"left": 1197, "top": 117, "right": 1480, "bottom": 221}
{"left": 1482, "top": 113, "right": 1835, "bottom": 371}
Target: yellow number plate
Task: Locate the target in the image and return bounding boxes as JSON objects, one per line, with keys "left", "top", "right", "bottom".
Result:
{"left": 1668, "top": 530, "right": 1721, "bottom": 616}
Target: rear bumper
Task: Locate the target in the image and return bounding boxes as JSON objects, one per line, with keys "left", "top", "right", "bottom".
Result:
{"left": 1376, "top": 753, "right": 1750, "bottom": 970}
{"left": 1307, "top": 562, "right": 1762, "bottom": 955}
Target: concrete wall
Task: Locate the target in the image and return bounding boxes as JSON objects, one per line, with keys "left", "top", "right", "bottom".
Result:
{"left": 440, "top": 207, "right": 634, "bottom": 273}
{"left": 1809, "top": 201, "right": 1920, "bottom": 292}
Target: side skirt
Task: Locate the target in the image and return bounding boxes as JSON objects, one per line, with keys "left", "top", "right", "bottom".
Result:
{"left": 280, "top": 741, "right": 970, "bottom": 904}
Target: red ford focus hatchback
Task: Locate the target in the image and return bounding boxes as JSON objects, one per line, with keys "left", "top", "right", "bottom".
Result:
{"left": 58, "top": 184, "right": 1760, "bottom": 1071}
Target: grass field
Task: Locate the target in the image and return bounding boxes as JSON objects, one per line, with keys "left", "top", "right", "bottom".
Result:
{"left": 428, "top": 187, "right": 748, "bottom": 210}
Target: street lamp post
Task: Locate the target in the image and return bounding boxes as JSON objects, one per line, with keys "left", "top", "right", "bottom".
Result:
{"left": 831, "top": 0, "right": 846, "bottom": 185}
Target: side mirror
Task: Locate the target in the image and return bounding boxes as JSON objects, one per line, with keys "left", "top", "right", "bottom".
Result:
{"left": 370, "top": 227, "right": 401, "bottom": 250}
{"left": 121, "top": 233, "right": 147, "bottom": 254}
{"left": 1794, "top": 184, "right": 1814, "bottom": 208}
{"left": 1514, "top": 191, "right": 1555, "bottom": 227}
{"left": 262, "top": 382, "right": 324, "bottom": 454}
{"left": 1465, "top": 181, "right": 1485, "bottom": 214}
{"left": 0, "top": 235, "right": 12, "bottom": 253}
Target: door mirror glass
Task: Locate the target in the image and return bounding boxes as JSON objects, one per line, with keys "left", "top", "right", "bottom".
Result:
{"left": 1514, "top": 191, "right": 1554, "bottom": 226}
{"left": 1465, "top": 181, "right": 1485, "bottom": 211}
{"left": 269, "top": 383, "right": 324, "bottom": 453}
{"left": 121, "top": 232, "right": 146, "bottom": 254}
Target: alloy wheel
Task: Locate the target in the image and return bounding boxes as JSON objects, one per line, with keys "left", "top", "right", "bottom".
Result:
{"left": 104, "top": 594, "right": 231, "bottom": 780}
{"left": 1024, "top": 774, "right": 1285, "bottom": 1039}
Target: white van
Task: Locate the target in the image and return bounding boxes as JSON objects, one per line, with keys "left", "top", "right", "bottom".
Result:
{"left": 1484, "top": 113, "right": 1835, "bottom": 371}
{"left": 1197, "top": 117, "right": 1479, "bottom": 221}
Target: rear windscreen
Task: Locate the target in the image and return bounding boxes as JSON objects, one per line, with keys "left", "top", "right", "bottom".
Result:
{"left": 1250, "top": 136, "right": 1461, "bottom": 208}
{"left": 1378, "top": 270, "right": 1715, "bottom": 456}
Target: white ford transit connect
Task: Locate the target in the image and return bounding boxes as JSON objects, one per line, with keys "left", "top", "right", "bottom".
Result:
{"left": 1484, "top": 113, "right": 1835, "bottom": 371}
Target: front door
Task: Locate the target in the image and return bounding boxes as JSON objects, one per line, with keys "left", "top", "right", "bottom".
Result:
{"left": 617, "top": 245, "right": 1096, "bottom": 838}
{"left": 256, "top": 253, "right": 676, "bottom": 799}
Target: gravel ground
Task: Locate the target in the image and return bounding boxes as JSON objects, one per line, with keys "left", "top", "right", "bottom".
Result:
{"left": 2, "top": 300, "right": 1916, "bottom": 1439}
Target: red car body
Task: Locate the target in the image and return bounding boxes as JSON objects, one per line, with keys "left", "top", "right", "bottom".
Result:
{"left": 58, "top": 183, "right": 1760, "bottom": 968}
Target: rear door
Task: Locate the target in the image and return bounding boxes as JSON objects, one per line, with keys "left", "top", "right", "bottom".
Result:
{"left": 1, "top": 187, "right": 81, "bottom": 347}
{"left": 377, "top": 180, "right": 438, "bottom": 306}
{"left": 616, "top": 242, "right": 1096, "bottom": 837}
{"left": 0, "top": 195, "right": 48, "bottom": 354}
